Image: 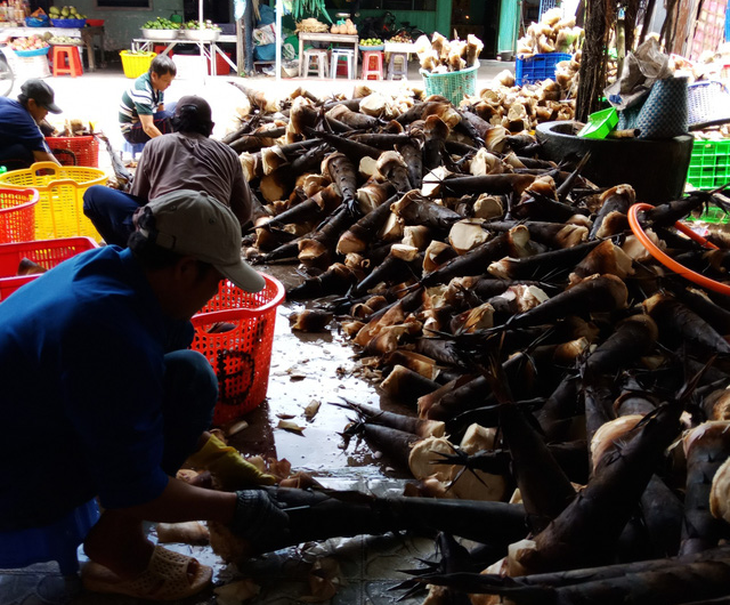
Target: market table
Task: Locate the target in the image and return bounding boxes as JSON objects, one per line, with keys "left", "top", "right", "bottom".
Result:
{"left": 0, "top": 25, "right": 105, "bottom": 70}
{"left": 383, "top": 41, "right": 417, "bottom": 59}
{"left": 298, "top": 32, "right": 358, "bottom": 78}
{"left": 131, "top": 34, "right": 237, "bottom": 76}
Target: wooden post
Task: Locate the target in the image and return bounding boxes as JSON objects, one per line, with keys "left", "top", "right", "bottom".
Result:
{"left": 575, "top": 0, "right": 614, "bottom": 123}
{"left": 236, "top": 18, "right": 244, "bottom": 76}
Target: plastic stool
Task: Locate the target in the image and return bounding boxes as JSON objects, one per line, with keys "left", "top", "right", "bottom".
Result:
{"left": 153, "top": 44, "right": 173, "bottom": 58}
{"left": 0, "top": 499, "right": 100, "bottom": 575}
{"left": 387, "top": 52, "right": 408, "bottom": 81}
{"left": 123, "top": 139, "right": 146, "bottom": 158}
{"left": 302, "top": 49, "right": 329, "bottom": 78}
{"left": 330, "top": 48, "right": 355, "bottom": 79}
{"left": 361, "top": 50, "right": 383, "bottom": 80}
{"left": 52, "top": 45, "right": 83, "bottom": 77}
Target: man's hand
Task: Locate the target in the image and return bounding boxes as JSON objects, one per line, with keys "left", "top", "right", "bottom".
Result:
{"left": 229, "top": 489, "right": 290, "bottom": 551}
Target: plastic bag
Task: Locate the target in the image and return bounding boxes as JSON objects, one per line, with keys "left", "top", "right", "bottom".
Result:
{"left": 604, "top": 38, "right": 673, "bottom": 111}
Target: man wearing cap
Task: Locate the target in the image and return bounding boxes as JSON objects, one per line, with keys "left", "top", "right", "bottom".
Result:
{"left": 0, "top": 190, "right": 287, "bottom": 600}
{"left": 0, "top": 78, "right": 62, "bottom": 169}
{"left": 84, "top": 94, "right": 253, "bottom": 246}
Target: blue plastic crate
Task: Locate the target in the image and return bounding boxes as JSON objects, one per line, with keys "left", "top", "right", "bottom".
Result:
{"left": 515, "top": 52, "right": 572, "bottom": 86}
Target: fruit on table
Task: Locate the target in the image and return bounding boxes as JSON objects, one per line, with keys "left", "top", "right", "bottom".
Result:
{"left": 182, "top": 19, "right": 220, "bottom": 30}
{"left": 142, "top": 17, "right": 180, "bottom": 30}
{"left": 331, "top": 18, "right": 357, "bottom": 35}
{"left": 387, "top": 33, "right": 412, "bottom": 43}
{"left": 9, "top": 35, "right": 49, "bottom": 51}
{"left": 48, "top": 35, "right": 82, "bottom": 45}
{"left": 360, "top": 38, "right": 383, "bottom": 46}
{"left": 49, "top": 5, "right": 87, "bottom": 19}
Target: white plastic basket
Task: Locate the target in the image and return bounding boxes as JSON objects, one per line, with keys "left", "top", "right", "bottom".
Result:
{"left": 687, "top": 80, "right": 730, "bottom": 129}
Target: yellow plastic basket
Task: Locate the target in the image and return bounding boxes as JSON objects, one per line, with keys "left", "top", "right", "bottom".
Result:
{"left": 0, "top": 162, "right": 106, "bottom": 241}
{"left": 120, "top": 50, "right": 156, "bottom": 79}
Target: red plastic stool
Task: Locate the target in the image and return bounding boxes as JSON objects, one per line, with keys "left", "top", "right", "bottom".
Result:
{"left": 154, "top": 44, "right": 173, "bottom": 58}
{"left": 52, "top": 45, "right": 83, "bottom": 77}
{"left": 361, "top": 50, "right": 383, "bottom": 80}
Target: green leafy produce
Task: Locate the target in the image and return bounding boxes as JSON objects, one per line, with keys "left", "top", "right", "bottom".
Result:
{"left": 142, "top": 17, "right": 180, "bottom": 29}
{"left": 182, "top": 19, "right": 220, "bottom": 30}
{"left": 292, "top": 0, "right": 333, "bottom": 24}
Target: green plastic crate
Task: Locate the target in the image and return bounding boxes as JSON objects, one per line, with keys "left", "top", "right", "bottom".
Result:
{"left": 687, "top": 140, "right": 730, "bottom": 191}
{"left": 685, "top": 206, "right": 730, "bottom": 224}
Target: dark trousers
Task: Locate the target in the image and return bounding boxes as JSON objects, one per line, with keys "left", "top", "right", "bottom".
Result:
{"left": 161, "top": 349, "right": 218, "bottom": 474}
{"left": 122, "top": 109, "right": 174, "bottom": 145}
{"left": 0, "top": 143, "right": 35, "bottom": 170}
{"left": 83, "top": 185, "right": 147, "bottom": 247}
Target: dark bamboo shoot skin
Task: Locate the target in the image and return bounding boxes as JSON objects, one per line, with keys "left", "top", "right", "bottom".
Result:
{"left": 488, "top": 240, "right": 603, "bottom": 284}
{"left": 582, "top": 315, "right": 658, "bottom": 380}
{"left": 536, "top": 375, "right": 582, "bottom": 442}
{"left": 517, "top": 401, "right": 683, "bottom": 574}
{"left": 643, "top": 191, "right": 715, "bottom": 228}
{"left": 422, "top": 557, "right": 730, "bottom": 605}
{"left": 645, "top": 295, "right": 730, "bottom": 357}
{"left": 420, "top": 234, "right": 510, "bottom": 288}
{"left": 505, "top": 274, "right": 628, "bottom": 330}
{"left": 511, "top": 192, "right": 587, "bottom": 224}
{"left": 303, "top": 126, "right": 383, "bottom": 162}
{"left": 440, "top": 174, "right": 537, "bottom": 198}
{"left": 680, "top": 422, "right": 730, "bottom": 556}
{"left": 588, "top": 185, "right": 635, "bottom": 240}
{"left": 287, "top": 263, "right": 358, "bottom": 300}
{"left": 582, "top": 380, "right": 616, "bottom": 456}
{"left": 396, "top": 141, "right": 423, "bottom": 189}
{"left": 346, "top": 422, "right": 421, "bottom": 468}
{"left": 499, "top": 404, "right": 576, "bottom": 533}
{"left": 260, "top": 486, "right": 529, "bottom": 552}
{"left": 675, "top": 287, "right": 730, "bottom": 337}
{"left": 335, "top": 399, "right": 444, "bottom": 438}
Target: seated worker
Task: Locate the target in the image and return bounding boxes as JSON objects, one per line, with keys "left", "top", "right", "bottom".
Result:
{"left": 0, "top": 79, "right": 62, "bottom": 170}
{"left": 0, "top": 190, "right": 287, "bottom": 601}
{"left": 85, "top": 95, "right": 253, "bottom": 246}
{"left": 119, "top": 54, "right": 177, "bottom": 145}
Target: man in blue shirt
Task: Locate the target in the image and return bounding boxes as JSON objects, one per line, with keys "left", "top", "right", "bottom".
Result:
{"left": 0, "top": 190, "right": 287, "bottom": 600}
{"left": 0, "top": 78, "right": 62, "bottom": 169}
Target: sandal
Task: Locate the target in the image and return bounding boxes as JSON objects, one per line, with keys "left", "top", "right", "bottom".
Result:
{"left": 82, "top": 544, "right": 213, "bottom": 601}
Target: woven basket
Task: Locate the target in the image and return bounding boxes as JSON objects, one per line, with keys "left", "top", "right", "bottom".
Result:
{"left": 687, "top": 80, "right": 730, "bottom": 129}
{"left": 421, "top": 62, "right": 479, "bottom": 106}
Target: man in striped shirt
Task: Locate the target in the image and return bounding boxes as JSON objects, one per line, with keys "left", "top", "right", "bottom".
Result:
{"left": 119, "top": 55, "right": 177, "bottom": 145}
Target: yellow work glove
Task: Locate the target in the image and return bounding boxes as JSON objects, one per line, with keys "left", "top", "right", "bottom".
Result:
{"left": 188, "top": 435, "right": 277, "bottom": 490}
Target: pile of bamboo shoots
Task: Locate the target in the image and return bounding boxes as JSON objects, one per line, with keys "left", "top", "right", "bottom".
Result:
{"left": 516, "top": 7, "right": 583, "bottom": 57}
{"left": 414, "top": 32, "right": 484, "bottom": 74}
{"left": 215, "top": 81, "right": 730, "bottom": 604}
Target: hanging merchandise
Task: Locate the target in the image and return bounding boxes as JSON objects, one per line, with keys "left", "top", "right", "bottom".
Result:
{"left": 292, "top": 0, "right": 332, "bottom": 24}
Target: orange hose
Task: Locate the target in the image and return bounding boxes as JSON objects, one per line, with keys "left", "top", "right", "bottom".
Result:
{"left": 627, "top": 202, "right": 730, "bottom": 295}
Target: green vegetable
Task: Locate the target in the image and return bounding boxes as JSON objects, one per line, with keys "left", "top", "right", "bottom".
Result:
{"left": 292, "top": 0, "right": 333, "bottom": 24}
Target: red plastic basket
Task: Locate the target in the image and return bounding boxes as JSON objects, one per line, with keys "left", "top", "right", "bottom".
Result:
{"left": 0, "top": 187, "right": 38, "bottom": 244}
{"left": 45, "top": 136, "right": 100, "bottom": 167}
{"left": 0, "top": 237, "right": 98, "bottom": 301}
{"left": 191, "top": 274, "right": 285, "bottom": 426}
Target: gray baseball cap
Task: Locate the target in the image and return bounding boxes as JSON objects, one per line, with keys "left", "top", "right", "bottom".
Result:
{"left": 141, "top": 189, "right": 265, "bottom": 293}
{"left": 20, "top": 79, "right": 62, "bottom": 114}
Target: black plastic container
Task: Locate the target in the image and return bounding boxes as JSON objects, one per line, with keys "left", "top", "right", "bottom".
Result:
{"left": 536, "top": 121, "right": 694, "bottom": 203}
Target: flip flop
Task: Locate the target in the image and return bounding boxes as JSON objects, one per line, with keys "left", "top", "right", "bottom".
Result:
{"left": 82, "top": 544, "right": 213, "bottom": 601}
